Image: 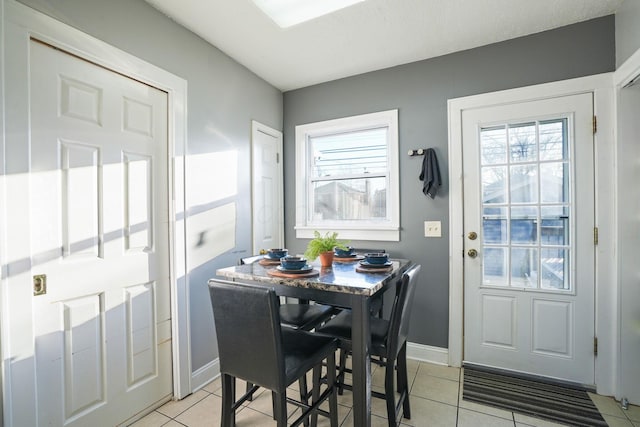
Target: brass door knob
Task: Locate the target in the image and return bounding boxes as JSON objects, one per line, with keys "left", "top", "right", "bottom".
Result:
{"left": 33, "top": 274, "right": 47, "bottom": 296}
{"left": 467, "top": 231, "right": 478, "bottom": 240}
{"left": 467, "top": 249, "right": 478, "bottom": 258}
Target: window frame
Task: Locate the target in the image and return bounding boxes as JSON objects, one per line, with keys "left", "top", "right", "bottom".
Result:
{"left": 295, "top": 109, "right": 400, "bottom": 241}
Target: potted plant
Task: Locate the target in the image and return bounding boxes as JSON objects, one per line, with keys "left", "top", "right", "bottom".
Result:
{"left": 304, "top": 231, "right": 348, "bottom": 267}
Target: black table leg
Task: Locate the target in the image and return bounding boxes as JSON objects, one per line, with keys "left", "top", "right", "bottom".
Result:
{"left": 350, "top": 294, "right": 371, "bottom": 427}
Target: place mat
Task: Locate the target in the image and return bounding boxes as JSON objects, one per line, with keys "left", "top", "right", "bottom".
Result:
{"left": 333, "top": 255, "right": 365, "bottom": 263}
{"left": 259, "top": 257, "right": 281, "bottom": 266}
{"left": 267, "top": 268, "right": 319, "bottom": 279}
{"left": 356, "top": 265, "right": 392, "bottom": 274}
{"left": 463, "top": 366, "right": 607, "bottom": 427}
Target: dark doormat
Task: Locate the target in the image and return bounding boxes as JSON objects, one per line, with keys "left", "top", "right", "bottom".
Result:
{"left": 463, "top": 366, "right": 607, "bottom": 426}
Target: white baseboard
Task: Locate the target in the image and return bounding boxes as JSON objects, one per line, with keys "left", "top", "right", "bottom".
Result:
{"left": 190, "top": 342, "right": 449, "bottom": 393}
{"left": 407, "top": 342, "right": 449, "bottom": 365}
{"left": 191, "top": 359, "right": 220, "bottom": 392}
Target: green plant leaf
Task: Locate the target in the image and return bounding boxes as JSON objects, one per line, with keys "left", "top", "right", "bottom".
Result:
{"left": 303, "top": 231, "right": 348, "bottom": 261}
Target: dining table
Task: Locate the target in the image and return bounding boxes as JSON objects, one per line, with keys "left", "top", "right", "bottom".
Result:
{"left": 213, "top": 256, "right": 412, "bottom": 427}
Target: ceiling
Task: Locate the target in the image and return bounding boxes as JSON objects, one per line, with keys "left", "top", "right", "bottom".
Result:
{"left": 145, "top": 0, "right": 623, "bottom": 91}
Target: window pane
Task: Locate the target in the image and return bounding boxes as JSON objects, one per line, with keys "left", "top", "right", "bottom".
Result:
{"left": 509, "top": 122, "right": 537, "bottom": 163}
{"left": 541, "top": 248, "right": 569, "bottom": 290}
{"left": 510, "top": 206, "right": 537, "bottom": 244}
{"left": 311, "top": 177, "right": 386, "bottom": 220}
{"left": 539, "top": 119, "right": 567, "bottom": 161}
{"left": 483, "top": 207, "right": 507, "bottom": 244}
{"left": 511, "top": 247, "right": 538, "bottom": 288}
{"left": 480, "top": 126, "right": 507, "bottom": 165}
{"left": 310, "top": 128, "right": 387, "bottom": 177}
{"left": 483, "top": 247, "right": 508, "bottom": 286}
{"left": 482, "top": 166, "right": 507, "bottom": 204}
{"left": 510, "top": 165, "right": 538, "bottom": 203}
{"left": 540, "top": 162, "right": 569, "bottom": 203}
{"left": 541, "top": 206, "right": 569, "bottom": 246}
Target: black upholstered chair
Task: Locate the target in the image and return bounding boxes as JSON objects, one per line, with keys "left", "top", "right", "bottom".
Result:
{"left": 239, "top": 255, "right": 337, "bottom": 331}
{"left": 315, "top": 264, "right": 421, "bottom": 427}
{"left": 209, "top": 279, "right": 339, "bottom": 427}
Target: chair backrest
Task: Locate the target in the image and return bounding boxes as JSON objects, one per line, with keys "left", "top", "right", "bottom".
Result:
{"left": 386, "top": 264, "right": 421, "bottom": 359}
{"left": 208, "top": 279, "right": 286, "bottom": 392}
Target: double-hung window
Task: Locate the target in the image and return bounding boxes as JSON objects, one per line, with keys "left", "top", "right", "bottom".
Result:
{"left": 295, "top": 110, "right": 399, "bottom": 241}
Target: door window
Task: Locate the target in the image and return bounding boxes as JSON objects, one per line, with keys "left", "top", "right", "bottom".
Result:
{"left": 480, "top": 119, "right": 571, "bottom": 291}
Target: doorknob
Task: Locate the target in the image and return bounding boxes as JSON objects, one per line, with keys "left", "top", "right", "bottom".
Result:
{"left": 467, "top": 231, "right": 477, "bottom": 240}
{"left": 467, "top": 249, "right": 478, "bottom": 258}
{"left": 33, "top": 274, "right": 47, "bottom": 296}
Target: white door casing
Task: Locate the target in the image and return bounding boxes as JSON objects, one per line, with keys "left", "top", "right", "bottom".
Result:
{"left": 462, "top": 93, "right": 595, "bottom": 384}
{"left": 1, "top": 2, "right": 190, "bottom": 425}
{"left": 448, "top": 74, "right": 617, "bottom": 395}
{"left": 251, "top": 121, "right": 284, "bottom": 254}
{"left": 613, "top": 47, "right": 640, "bottom": 405}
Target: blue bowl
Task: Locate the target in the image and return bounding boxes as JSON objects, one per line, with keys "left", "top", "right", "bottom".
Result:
{"left": 364, "top": 253, "right": 389, "bottom": 265}
{"left": 267, "top": 248, "right": 288, "bottom": 259}
{"left": 280, "top": 256, "right": 307, "bottom": 270}
{"left": 334, "top": 246, "right": 355, "bottom": 257}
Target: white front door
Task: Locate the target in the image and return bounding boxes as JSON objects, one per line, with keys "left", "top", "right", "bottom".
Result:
{"left": 462, "top": 93, "right": 596, "bottom": 384}
{"left": 251, "top": 121, "right": 284, "bottom": 254}
{"left": 5, "top": 39, "right": 172, "bottom": 426}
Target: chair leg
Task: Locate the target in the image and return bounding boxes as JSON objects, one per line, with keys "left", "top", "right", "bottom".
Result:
{"left": 397, "top": 344, "right": 411, "bottom": 419}
{"left": 299, "top": 375, "right": 310, "bottom": 427}
{"left": 337, "top": 349, "right": 347, "bottom": 395}
{"left": 246, "top": 381, "right": 254, "bottom": 401}
{"left": 221, "top": 374, "right": 236, "bottom": 427}
{"left": 272, "top": 391, "right": 278, "bottom": 421}
{"left": 274, "top": 392, "right": 288, "bottom": 427}
{"left": 384, "top": 360, "right": 397, "bottom": 427}
{"left": 310, "top": 366, "right": 321, "bottom": 427}
{"left": 326, "top": 353, "right": 338, "bottom": 427}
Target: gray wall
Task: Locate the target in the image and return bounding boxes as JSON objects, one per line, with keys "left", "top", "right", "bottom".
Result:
{"left": 283, "top": 16, "right": 615, "bottom": 348}
{"left": 16, "top": 0, "right": 283, "bottom": 373}
{"left": 616, "top": 0, "right": 640, "bottom": 66}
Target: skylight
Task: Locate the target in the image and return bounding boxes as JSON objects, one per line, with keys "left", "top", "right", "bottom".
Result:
{"left": 252, "top": 0, "right": 365, "bottom": 28}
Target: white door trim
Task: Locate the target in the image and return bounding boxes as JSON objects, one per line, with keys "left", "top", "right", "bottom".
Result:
{"left": 0, "top": 3, "right": 191, "bottom": 423}
{"left": 0, "top": 0, "right": 5, "bottom": 422}
{"left": 613, "top": 47, "right": 640, "bottom": 403}
{"left": 447, "top": 73, "right": 616, "bottom": 395}
{"left": 614, "top": 47, "right": 640, "bottom": 89}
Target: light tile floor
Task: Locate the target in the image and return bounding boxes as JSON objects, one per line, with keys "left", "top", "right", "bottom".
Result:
{"left": 131, "top": 360, "right": 640, "bottom": 427}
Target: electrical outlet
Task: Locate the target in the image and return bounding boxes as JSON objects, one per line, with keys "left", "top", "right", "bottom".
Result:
{"left": 424, "top": 221, "right": 442, "bottom": 237}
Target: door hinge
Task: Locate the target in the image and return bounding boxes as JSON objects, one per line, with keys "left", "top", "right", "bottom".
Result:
{"left": 594, "top": 337, "right": 598, "bottom": 356}
{"left": 276, "top": 153, "right": 280, "bottom": 163}
{"left": 593, "top": 116, "right": 597, "bottom": 134}
{"left": 594, "top": 227, "right": 599, "bottom": 245}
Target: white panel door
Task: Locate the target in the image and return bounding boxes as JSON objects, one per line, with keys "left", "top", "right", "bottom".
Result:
{"left": 462, "top": 93, "right": 596, "bottom": 384}
{"left": 14, "top": 40, "right": 171, "bottom": 426}
{"left": 251, "top": 121, "right": 284, "bottom": 254}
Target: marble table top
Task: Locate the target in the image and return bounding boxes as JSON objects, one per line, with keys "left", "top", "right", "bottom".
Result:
{"left": 215, "top": 258, "right": 411, "bottom": 297}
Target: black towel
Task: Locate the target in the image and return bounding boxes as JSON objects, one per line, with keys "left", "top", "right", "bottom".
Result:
{"left": 419, "top": 148, "right": 441, "bottom": 199}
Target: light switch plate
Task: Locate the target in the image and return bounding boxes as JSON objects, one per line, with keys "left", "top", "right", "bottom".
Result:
{"left": 424, "top": 221, "right": 442, "bottom": 237}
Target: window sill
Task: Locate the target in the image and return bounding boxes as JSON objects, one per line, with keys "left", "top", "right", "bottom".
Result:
{"left": 295, "top": 226, "right": 400, "bottom": 242}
